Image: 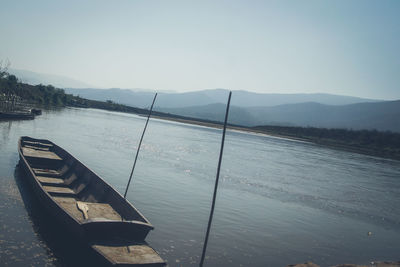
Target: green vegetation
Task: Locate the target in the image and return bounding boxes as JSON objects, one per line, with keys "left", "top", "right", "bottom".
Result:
{"left": 0, "top": 74, "right": 73, "bottom": 107}
{"left": 252, "top": 125, "right": 400, "bottom": 160}
{"left": 0, "top": 69, "right": 152, "bottom": 115}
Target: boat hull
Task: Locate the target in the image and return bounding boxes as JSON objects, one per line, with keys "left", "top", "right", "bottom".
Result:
{"left": 1, "top": 111, "right": 34, "bottom": 120}
{"left": 18, "top": 136, "right": 166, "bottom": 266}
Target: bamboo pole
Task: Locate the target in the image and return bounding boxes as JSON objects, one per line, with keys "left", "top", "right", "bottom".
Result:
{"left": 199, "top": 91, "right": 232, "bottom": 267}
{"left": 124, "top": 93, "right": 158, "bottom": 199}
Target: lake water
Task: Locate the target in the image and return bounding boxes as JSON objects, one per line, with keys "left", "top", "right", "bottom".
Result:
{"left": 0, "top": 108, "right": 399, "bottom": 267}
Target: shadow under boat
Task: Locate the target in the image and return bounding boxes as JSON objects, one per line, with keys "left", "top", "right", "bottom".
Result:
{"left": 14, "top": 164, "right": 102, "bottom": 267}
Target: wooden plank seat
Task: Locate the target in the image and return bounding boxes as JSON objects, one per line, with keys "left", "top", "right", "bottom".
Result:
{"left": 33, "top": 167, "right": 64, "bottom": 177}
{"left": 53, "top": 197, "right": 153, "bottom": 241}
{"left": 33, "top": 164, "right": 69, "bottom": 177}
{"left": 23, "top": 140, "right": 53, "bottom": 148}
{"left": 53, "top": 197, "right": 122, "bottom": 222}
{"left": 44, "top": 181, "right": 88, "bottom": 197}
{"left": 22, "top": 147, "right": 62, "bottom": 161}
{"left": 37, "top": 173, "right": 78, "bottom": 186}
{"left": 53, "top": 196, "right": 84, "bottom": 220}
{"left": 84, "top": 202, "right": 122, "bottom": 221}
{"left": 24, "top": 144, "right": 50, "bottom": 151}
{"left": 43, "top": 185, "right": 76, "bottom": 197}
{"left": 37, "top": 176, "right": 65, "bottom": 185}
{"left": 91, "top": 243, "right": 165, "bottom": 266}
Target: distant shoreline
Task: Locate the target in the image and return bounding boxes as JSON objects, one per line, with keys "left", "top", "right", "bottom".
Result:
{"left": 3, "top": 70, "right": 398, "bottom": 161}
{"left": 152, "top": 114, "right": 306, "bottom": 140}
{"left": 1, "top": 104, "right": 397, "bottom": 161}
{"left": 151, "top": 114, "right": 400, "bottom": 161}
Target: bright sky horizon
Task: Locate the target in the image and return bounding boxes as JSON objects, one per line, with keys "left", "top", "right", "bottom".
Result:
{"left": 1, "top": 0, "right": 399, "bottom": 100}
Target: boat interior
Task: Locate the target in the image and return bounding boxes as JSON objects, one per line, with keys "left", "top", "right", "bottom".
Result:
{"left": 19, "top": 137, "right": 165, "bottom": 266}
{"left": 20, "top": 137, "right": 152, "bottom": 230}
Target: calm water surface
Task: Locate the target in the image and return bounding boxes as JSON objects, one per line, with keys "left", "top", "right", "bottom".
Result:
{"left": 0, "top": 108, "right": 399, "bottom": 267}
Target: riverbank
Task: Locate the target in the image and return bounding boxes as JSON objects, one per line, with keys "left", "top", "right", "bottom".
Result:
{"left": 151, "top": 114, "right": 400, "bottom": 161}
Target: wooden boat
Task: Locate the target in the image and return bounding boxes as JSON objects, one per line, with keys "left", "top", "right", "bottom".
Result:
{"left": 18, "top": 136, "right": 166, "bottom": 266}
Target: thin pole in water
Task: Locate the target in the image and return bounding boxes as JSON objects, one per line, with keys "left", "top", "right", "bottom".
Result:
{"left": 124, "top": 93, "right": 158, "bottom": 199}
{"left": 199, "top": 91, "right": 232, "bottom": 267}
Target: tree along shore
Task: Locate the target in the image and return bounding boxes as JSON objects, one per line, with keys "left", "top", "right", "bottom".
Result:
{"left": 1, "top": 71, "right": 399, "bottom": 160}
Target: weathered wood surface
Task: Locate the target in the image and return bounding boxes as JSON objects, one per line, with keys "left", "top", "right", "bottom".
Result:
{"left": 24, "top": 140, "right": 53, "bottom": 147}
{"left": 92, "top": 244, "right": 165, "bottom": 266}
{"left": 18, "top": 136, "right": 165, "bottom": 266}
{"left": 43, "top": 185, "right": 75, "bottom": 195}
{"left": 55, "top": 197, "right": 123, "bottom": 222}
{"left": 36, "top": 176, "right": 65, "bottom": 185}
{"left": 22, "top": 147, "right": 62, "bottom": 161}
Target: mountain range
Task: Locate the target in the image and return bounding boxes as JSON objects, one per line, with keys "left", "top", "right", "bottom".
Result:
{"left": 7, "top": 69, "right": 400, "bottom": 132}
{"left": 63, "top": 88, "right": 399, "bottom": 132}
{"left": 65, "top": 88, "right": 379, "bottom": 108}
{"left": 158, "top": 100, "right": 400, "bottom": 132}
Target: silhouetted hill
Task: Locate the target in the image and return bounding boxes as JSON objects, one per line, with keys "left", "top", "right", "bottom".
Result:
{"left": 64, "top": 87, "right": 398, "bottom": 131}
{"left": 64, "top": 88, "right": 379, "bottom": 108}
{"left": 66, "top": 88, "right": 218, "bottom": 108}
{"left": 159, "top": 100, "right": 400, "bottom": 132}
{"left": 248, "top": 101, "right": 400, "bottom": 131}
{"left": 157, "top": 103, "right": 256, "bottom": 126}
{"left": 210, "top": 89, "right": 380, "bottom": 107}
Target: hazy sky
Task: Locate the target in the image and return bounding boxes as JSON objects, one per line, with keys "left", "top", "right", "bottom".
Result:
{"left": 1, "top": 0, "right": 399, "bottom": 99}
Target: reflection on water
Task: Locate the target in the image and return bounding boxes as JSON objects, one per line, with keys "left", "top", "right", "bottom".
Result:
{"left": 0, "top": 108, "right": 400, "bottom": 267}
{"left": 0, "top": 167, "right": 56, "bottom": 267}
{"left": 0, "top": 120, "right": 12, "bottom": 145}
{"left": 7, "top": 165, "right": 104, "bottom": 267}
